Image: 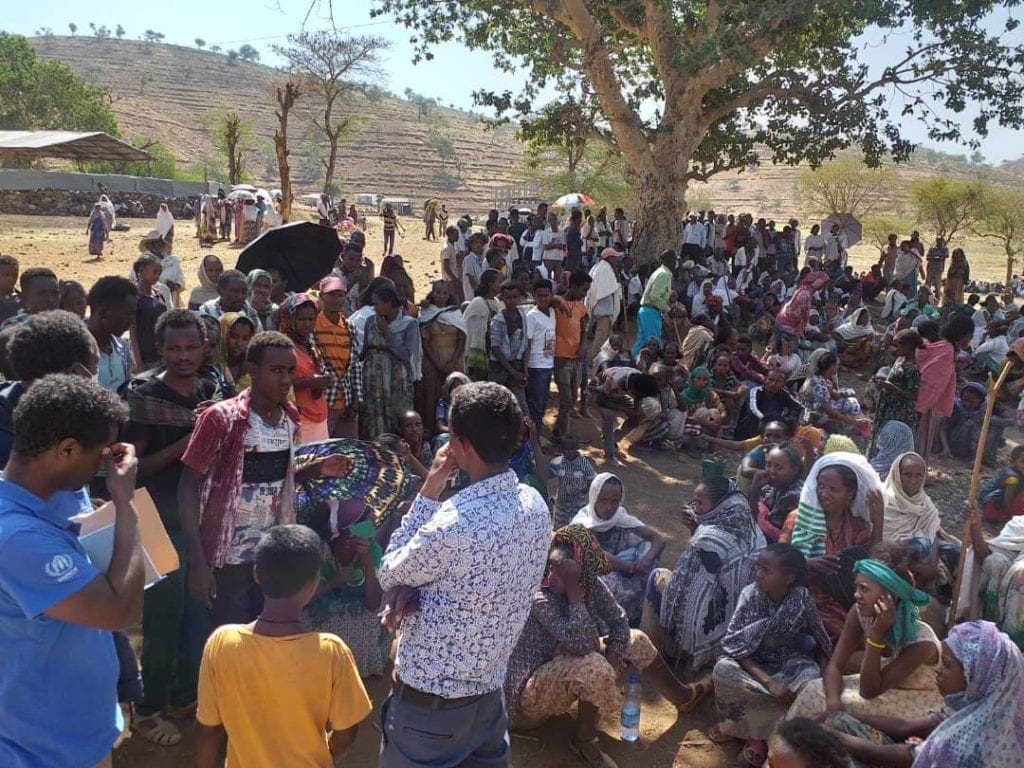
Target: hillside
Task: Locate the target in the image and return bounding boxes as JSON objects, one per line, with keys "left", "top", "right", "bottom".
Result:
{"left": 22, "top": 35, "right": 1024, "bottom": 219}
{"left": 27, "top": 35, "right": 527, "bottom": 211}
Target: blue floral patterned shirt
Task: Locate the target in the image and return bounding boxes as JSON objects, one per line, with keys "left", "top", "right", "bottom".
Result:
{"left": 380, "top": 469, "right": 551, "bottom": 698}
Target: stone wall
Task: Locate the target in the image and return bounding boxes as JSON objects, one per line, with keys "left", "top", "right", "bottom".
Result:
{"left": 0, "top": 189, "right": 195, "bottom": 219}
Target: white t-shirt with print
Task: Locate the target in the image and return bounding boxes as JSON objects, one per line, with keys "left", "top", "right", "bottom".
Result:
{"left": 526, "top": 306, "right": 556, "bottom": 370}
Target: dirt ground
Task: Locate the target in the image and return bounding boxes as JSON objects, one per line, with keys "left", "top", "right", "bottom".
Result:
{"left": 0, "top": 211, "right": 1001, "bottom": 768}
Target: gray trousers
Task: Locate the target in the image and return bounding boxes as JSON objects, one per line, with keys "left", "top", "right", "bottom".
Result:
{"left": 380, "top": 686, "right": 508, "bottom": 768}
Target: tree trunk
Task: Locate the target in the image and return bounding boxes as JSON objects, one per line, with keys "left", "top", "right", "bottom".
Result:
{"left": 1007, "top": 243, "right": 1015, "bottom": 289}
{"left": 626, "top": 161, "right": 687, "bottom": 263}
{"left": 274, "top": 82, "right": 300, "bottom": 224}
{"left": 322, "top": 131, "right": 338, "bottom": 197}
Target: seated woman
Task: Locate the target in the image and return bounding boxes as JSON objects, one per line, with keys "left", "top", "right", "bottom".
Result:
{"left": 749, "top": 443, "right": 806, "bottom": 543}
{"left": 504, "top": 526, "right": 657, "bottom": 765}
{"left": 869, "top": 329, "right": 923, "bottom": 451}
{"left": 710, "top": 351, "right": 748, "bottom": 424}
{"left": 781, "top": 454, "right": 884, "bottom": 643}
{"left": 765, "top": 336, "right": 802, "bottom": 378}
{"left": 787, "top": 558, "right": 941, "bottom": 722}
{"left": 938, "top": 381, "right": 1009, "bottom": 468}
{"left": 800, "top": 308, "right": 838, "bottom": 359}
{"left": 959, "top": 501, "right": 1024, "bottom": 649}
{"left": 711, "top": 545, "right": 833, "bottom": 768}
{"left": 704, "top": 419, "right": 793, "bottom": 497}
{"left": 868, "top": 420, "right": 915, "bottom": 481}
{"left": 882, "top": 452, "right": 961, "bottom": 589}
{"left": 660, "top": 340, "right": 689, "bottom": 392}
{"left": 679, "top": 366, "right": 727, "bottom": 438}
{"left": 749, "top": 292, "right": 781, "bottom": 344}
{"left": 800, "top": 352, "right": 868, "bottom": 437}
{"left": 571, "top": 473, "right": 666, "bottom": 623}
{"left": 768, "top": 718, "right": 852, "bottom": 768}
{"left": 827, "top": 620, "right": 1024, "bottom": 768}
{"left": 642, "top": 477, "right": 766, "bottom": 712}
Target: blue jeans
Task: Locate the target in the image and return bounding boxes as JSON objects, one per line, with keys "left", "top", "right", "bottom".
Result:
{"left": 380, "top": 686, "right": 509, "bottom": 768}
{"left": 632, "top": 306, "right": 662, "bottom": 357}
{"left": 526, "top": 367, "right": 553, "bottom": 427}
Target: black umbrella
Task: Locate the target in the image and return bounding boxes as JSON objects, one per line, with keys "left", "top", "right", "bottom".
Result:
{"left": 235, "top": 222, "right": 341, "bottom": 292}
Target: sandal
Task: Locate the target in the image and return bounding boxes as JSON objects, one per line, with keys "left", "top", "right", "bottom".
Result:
{"left": 708, "top": 722, "right": 738, "bottom": 744}
{"left": 676, "top": 675, "right": 713, "bottom": 714}
{"left": 131, "top": 711, "right": 183, "bottom": 747}
{"left": 571, "top": 738, "right": 619, "bottom": 768}
{"left": 739, "top": 739, "right": 768, "bottom": 767}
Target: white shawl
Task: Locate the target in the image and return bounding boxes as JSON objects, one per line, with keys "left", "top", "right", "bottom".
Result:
{"left": 882, "top": 452, "right": 941, "bottom": 542}
{"left": 156, "top": 205, "right": 174, "bottom": 237}
{"left": 956, "top": 515, "right": 1024, "bottom": 620}
{"left": 570, "top": 473, "right": 645, "bottom": 532}
{"left": 585, "top": 259, "right": 622, "bottom": 318}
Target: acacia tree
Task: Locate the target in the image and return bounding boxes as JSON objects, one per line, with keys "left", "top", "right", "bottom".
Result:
{"left": 273, "top": 30, "right": 388, "bottom": 195}
{"left": 974, "top": 184, "right": 1024, "bottom": 286}
{"left": 273, "top": 81, "right": 301, "bottom": 223}
{"left": 909, "top": 177, "right": 985, "bottom": 244}
{"left": 68, "top": 23, "right": 77, "bottom": 37}
{"left": 795, "top": 156, "right": 895, "bottom": 218}
{"left": 372, "top": 0, "right": 1024, "bottom": 260}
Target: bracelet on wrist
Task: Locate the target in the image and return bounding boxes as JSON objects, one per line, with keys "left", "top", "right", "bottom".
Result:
{"left": 865, "top": 636, "right": 886, "bottom": 650}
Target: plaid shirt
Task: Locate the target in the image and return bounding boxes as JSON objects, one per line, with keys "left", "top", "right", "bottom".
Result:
{"left": 315, "top": 312, "right": 363, "bottom": 410}
{"left": 181, "top": 388, "right": 300, "bottom": 567}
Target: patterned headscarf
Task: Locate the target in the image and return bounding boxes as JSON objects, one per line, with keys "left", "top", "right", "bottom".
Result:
{"left": 550, "top": 524, "right": 610, "bottom": 598}
{"left": 914, "top": 620, "right": 1024, "bottom": 767}
{"left": 823, "top": 434, "right": 859, "bottom": 455}
{"left": 276, "top": 293, "right": 326, "bottom": 371}
{"left": 869, "top": 420, "right": 915, "bottom": 478}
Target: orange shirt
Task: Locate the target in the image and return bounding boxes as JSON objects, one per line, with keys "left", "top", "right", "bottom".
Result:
{"left": 554, "top": 299, "right": 587, "bottom": 359}
{"left": 315, "top": 312, "right": 353, "bottom": 410}
{"left": 294, "top": 346, "right": 329, "bottom": 424}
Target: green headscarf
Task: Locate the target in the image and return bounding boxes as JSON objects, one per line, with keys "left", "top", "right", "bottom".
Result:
{"left": 680, "top": 366, "right": 712, "bottom": 406}
{"left": 852, "top": 559, "right": 930, "bottom": 648}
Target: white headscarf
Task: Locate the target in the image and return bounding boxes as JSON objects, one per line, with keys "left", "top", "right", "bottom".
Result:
{"left": 713, "top": 276, "right": 737, "bottom": 307}
{"left": 956, "top": 514, "right": 1024, "bottom": 620}
{"left": 570, "top": 473, "right": 645, "bottom": 533}
{"left": 882, "top": 452, "right": 941, "bottom": 542}
{"left": 156, "top": 204, "right": 174, "bottom": 237}
{"left": 834, "top": 307, "right": 874, "bottom": 340}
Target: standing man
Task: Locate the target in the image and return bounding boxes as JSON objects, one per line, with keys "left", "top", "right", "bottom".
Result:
{"left": 316, "top": 194, "right": 331, "bottom": 226}
{"left": 338, "top": 242, "right": 369, "bottom": 317}
{"left": 631, "top": 249, "right": 676, "bottom": 357}
{"left": 585, "top": 247, "right": 623, "bottom": 366}
{"left": 533, "top": 212, "right": 565, "bottom": 282}
{"left": 681, "top": 213, "right": 706, "bottom": 262}
{"left": 565, "top": 208, "right": 584, "bottom": 272}
{"left": 378, "top": 382, "right": 550, "bottom": 768}
{"left": 316, "top": 276, "right": 362, "bottom": 438}
{"left": 440, "top": 225, "right": 462, "bottom": 304}
{"left": 462, "top": 233, "right": 487, "bottom": 300}
{"left": 507, "top": 208, "right": 528, "bottom": 252}
{"left": 0, "top": 375, "right": 140, "bottom": 768}
{"left": 87, "top": 277, "right": 139, "bottom": 396}
{"left": 878, "top": 233, "right": 899, "bottom": 287}
{"left": 524, "top": 279, "right": 557, "bottom": 429}
{"left": 553, "top": 272, "right": 591, "bottom": 439}
{"left": 127, "top": 310, "right": 216, "bottom": 747}
{"left": 824, "top": 224, "right": 848, "bottom": 273}
{"left": 925, "top": 236, "right": 949, "bottom": 300}
{"left": 789, "top": 218, "right": 802, "bottom": 258}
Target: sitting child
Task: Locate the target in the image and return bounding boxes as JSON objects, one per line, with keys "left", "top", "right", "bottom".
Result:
{"left": 976, "top": 444, "right": 1024, "bottom": 523}
{"left": 195, "top": 526, "right": 371, "bottom": 768}
{"left": 549, "top": 433, "right": 597, "bottom": 528}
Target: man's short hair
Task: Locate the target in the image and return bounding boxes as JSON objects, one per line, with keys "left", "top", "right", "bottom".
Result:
{"left": 449, "top": 382, "right": 522, "bottom": 464}
{"left": 155, "top": 309, "right": 206, "bottom": 346}
{"left": 568, "top": 271, "right": 593, "bottom": 288}
{"left": 216, "top": 269, "right": 247, "bottom": 290}
{"left": 533, "top": 279, "right": 553, "bottom": 293}
{"left": 20, "top": 267, "right": 56, "bottom": 293}
{"left": 254, "top": 525, "right": 322, "bottom": 598}
{"left": 0, "top": 254, "right": 19, "bottom": 270}
{"left": 87, "top": 276, "right": 137, "bottom": 311}
{"left": 7, "top": 310, "right": 96, "bottom": 381}
{"left": 246, "top": 331, "right": 294, "bottom": 366}
{"left": 13, "top": 374, "right": 127, "bottom": 458}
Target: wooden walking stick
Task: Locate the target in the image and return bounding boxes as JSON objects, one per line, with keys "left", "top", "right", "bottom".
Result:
{"left": 946, "top": 361, "right": 1012, "bottom": 630}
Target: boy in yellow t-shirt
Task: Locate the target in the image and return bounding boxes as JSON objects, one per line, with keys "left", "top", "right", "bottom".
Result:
{"left": 195, "top": 525, "right": 372, "bottom": 768}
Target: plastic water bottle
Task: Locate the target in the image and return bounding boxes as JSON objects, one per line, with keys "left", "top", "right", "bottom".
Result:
{"left": 620, "top": 670, "right": 642, "bottom": 742}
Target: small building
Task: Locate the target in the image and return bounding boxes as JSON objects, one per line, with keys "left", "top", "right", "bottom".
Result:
{"left": 381, "top": 197, "right": 413, "bottom": 216}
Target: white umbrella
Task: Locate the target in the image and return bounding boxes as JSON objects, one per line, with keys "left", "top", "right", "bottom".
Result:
{"left": 551, "top": 192, "right": 597, "bottom": 209}
{"left": 821, "top": 213, "right": 862, "bottom": 247}
{"left": 227, "top": 190, "right": 256, "bottom": 202}
{"left": 231, "top": 184, "right": 257, "bottom": 192}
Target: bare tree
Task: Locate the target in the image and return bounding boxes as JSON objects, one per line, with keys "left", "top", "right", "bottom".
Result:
{"left": 274, "top": 31, "right": 388, "bottom": 195}
{"left": 207, "top": 109, "right": 253, "bottom": 185}
{"left": 273, "top": 81, "right": 301, "bottom": 223}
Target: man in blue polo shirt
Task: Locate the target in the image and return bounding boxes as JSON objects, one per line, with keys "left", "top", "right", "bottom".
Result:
{"left": 0, "top": 374, "right": 142, "bottom": 768}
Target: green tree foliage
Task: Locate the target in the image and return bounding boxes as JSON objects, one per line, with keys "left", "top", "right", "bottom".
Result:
{"left": 403, "top": 88, "right": 437, "bottom": 120}
{"left": 371, "top": 0, "right": 1024, "bottom": 260}
{"left": 116, "top": 25, "right": 125, "bottom": 39}
{"left": 795, "top": 156, "right": 895, "bottom": 219}
{"left": 195, "top": 38, "right": 205, "bottom": 49}
{"left": 909, "top": 177, "right": 986, "bottom": 244}
{"left": 238, "top": 44, "right": 260, "bottom": 62}
{"left": 205, "top": 108, "right": 253, "bottom": 184}
{"left": 142, "top": 30, "right": 164, "bottom": 44}
{"left": 227, "top": 49, "right": 239, "bottom": 65}
{"left": 861, "top": 214, "right": 908, "bottom": 250}
{"left": 973, "top": 184, "right": 1024, "bottom": 285}
{"left": 0, "top": 33, "right": 118, "bottom": 138}
{"left": 68, "top": 23, "right": 77, "bottom": 37}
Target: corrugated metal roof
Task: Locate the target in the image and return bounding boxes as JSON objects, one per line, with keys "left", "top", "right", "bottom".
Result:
{"left": 0, "top": 131, "right": 151, "bottom": 162}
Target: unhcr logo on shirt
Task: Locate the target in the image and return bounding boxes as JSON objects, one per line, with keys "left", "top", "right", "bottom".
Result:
{"left": 44, "top": 553, "right": 79, "bottom": 582}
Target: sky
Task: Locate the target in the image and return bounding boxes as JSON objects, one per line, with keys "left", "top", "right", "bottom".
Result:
{"left": 6, "top": 0, "right": 1022, "bottom": 164}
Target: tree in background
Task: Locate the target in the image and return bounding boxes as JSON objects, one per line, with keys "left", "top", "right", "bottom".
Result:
{"left": 68, "top": 23, "right": 77, "bottom": 37}
{"left": 210, "top": 45, "right": 222, "bottom": 53}
{"left": 227, "top": 49, "right": 239, "bottom": 65}
{"left": 274, "top": 30, "right": 389, "bottom": 196}
{"left": 795, "top": 156, "right": 895, "bottom": 219}
{"left": 273, "top": 81, "right": 301, "bottom": 223}
{"left": 403, "top": 88, "right": 437, "bottom": 120}
{"left": 207, "top": 109, "right": 253, "bottom": 185}
{"left": 116, "top": 25, "right": 125, "bottom": 39}
{"left": 195, "top": 38, "right": 206, "bottom": 49}
{"left": 424, "top": 116, "right": 463, "bottom": 189}
{"left": 974, "top": 184, "right": 1024, "bottom": 286}
{"left": 0, "top": 33, "right": 118, "bottom": 146}
{"left": 142, "top": 30, "right": 164, "bottom": 44}
{"left": 909, "top": 177, "right": 985, "bottom": 244}
{"left": 861, "top": 214, "right": 908, "bottom": 250}
{"left": 238, "top": 44, "right": 260, "bottom": 63}
{"left": 372, "top": 0, "right": 1024, "bottom": 261}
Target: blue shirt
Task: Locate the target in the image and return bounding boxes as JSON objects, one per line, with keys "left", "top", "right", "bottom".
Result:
{"left": 0, "top": 479, "right": 121, "bottom": 767}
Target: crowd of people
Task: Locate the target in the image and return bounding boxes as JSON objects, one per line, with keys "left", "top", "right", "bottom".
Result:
{"left": 3, "top": 200, "right": 1024, "bottom": 768}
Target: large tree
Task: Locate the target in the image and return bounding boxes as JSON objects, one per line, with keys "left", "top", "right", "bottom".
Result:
{"left": 372, "top": 0, "right": 1024, "bottom": 260}
{"left": 273, "top": 30, "right": 388, "bottom": 195}
{"left": 795, "top": 156, "right": 895, "bottom": 219}
{"left": 273, "top": 81, "right": 301, "bottom": 224}
{"left": 909, "top": 176, "right": 985, "bottom": 244}
{"left": 206, "top": 109, "right": 253, "bottom": 185}
{"left": 974, "top": 184, "right": 1024, "bottom": 286}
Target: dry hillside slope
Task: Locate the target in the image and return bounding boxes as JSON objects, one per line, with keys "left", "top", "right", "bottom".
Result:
{"left": 28, "top": 36, "right": 526, "bottom": 210}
